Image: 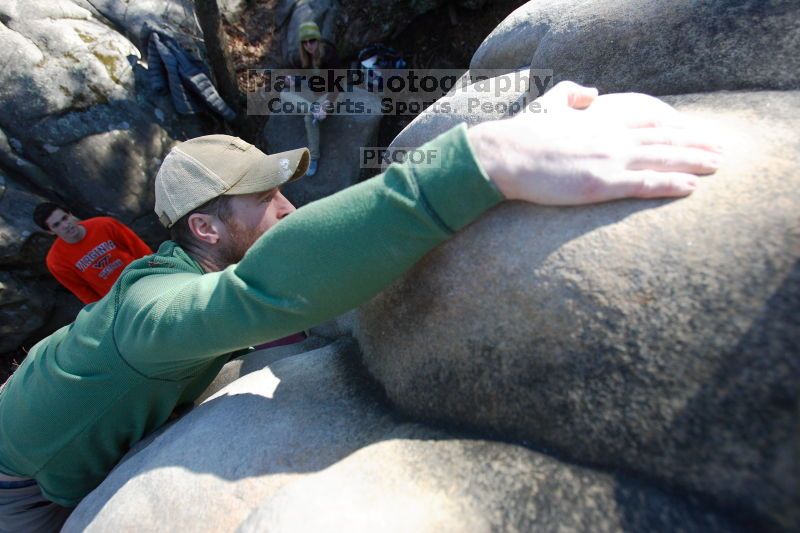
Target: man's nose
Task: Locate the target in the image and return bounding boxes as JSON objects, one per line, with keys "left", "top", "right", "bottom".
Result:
{"left": 276, "top": 192, "right": 296, "bottom": 219}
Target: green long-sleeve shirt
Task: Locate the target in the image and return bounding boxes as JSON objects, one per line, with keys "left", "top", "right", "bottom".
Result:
{"left": 0, "top": 124, "right": 503, "bottom": 506}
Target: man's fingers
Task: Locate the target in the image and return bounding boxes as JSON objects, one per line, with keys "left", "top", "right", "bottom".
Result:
{"left": 628, "top": 145, "right": 721, "bottom": 175}
{"left": 634, "top": 128, "right": 723, "bottom": 153}
{"left": 537, "top": 81, "right": 598, "bottom": 110}
{"left": 566, "top": 85, "right": 598, "bottom": 109}
{"left": 597, "top": 171, "right": 699, "bottom": 202}
{"left": 630, "top": 171, "right": 699, "bottom": 198}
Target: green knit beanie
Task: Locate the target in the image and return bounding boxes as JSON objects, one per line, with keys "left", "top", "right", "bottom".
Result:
{"left": 298, "top": 21, "right": 321, "bottom": 42}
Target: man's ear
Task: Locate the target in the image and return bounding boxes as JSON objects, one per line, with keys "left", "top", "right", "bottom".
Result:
{"left": 187, "top": 213, "right": 223, "bottom": 245}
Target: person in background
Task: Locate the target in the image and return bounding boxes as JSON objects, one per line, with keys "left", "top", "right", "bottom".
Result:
{"left": 280, "top": 21, "right": 341, "bottom": 176}
{"left": 32, "top": 202, "right": 153, "bottom": 304}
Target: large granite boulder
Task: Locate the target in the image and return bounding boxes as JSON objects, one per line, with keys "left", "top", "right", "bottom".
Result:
{"left": 193, "top": 335, "right": 331, "bottom": 404}
{"left": 239, "top": 432, "right": 736, "bottom": 533}
{"left": 63, "top": 339, "right": 394, "bottom": 531}
{"left": 0, "top": 127, "right": 59, "bottom": 199}
{"left": 356, "top": 90, "right": 800, "bottom": 530}
{"left": 0, "top": 177, "right": 55, "bottom": 351}
{"left": 0, "top": 177, "right": 51, "bottom": 267}
{"left": 262, "top": 88, "right": 383, "bottom": 207}
{"left": 66, "top": 339, "right": 735, "bottom": 532}
{"left": 470, "top": 0, "right": 800, "bottom": 95}
{"left": 73, "top": 0, "right": 201, "bottom": 49}
{"left": 0, "top": 0, "right": 204, "bottom": 221}
{"left": 0, "top": 270, "right": 53, "bottom": 353}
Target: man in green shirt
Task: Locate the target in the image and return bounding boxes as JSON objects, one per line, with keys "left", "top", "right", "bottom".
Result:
{"left": 0, "top": 83, "right": 722, "bottom": 531}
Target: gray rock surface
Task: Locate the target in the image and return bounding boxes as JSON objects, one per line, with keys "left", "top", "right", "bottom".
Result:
{"left": 0, "top": 127, "right": 59, "bottom": 198}
{"left": 63, "top": 339, "right": 394, "bottom": 532}
{"left": 356, "top": 90, "right": 800, "bottom": 530}
{"left": 0, "top": 0, "right": 200, "bottom": 219}
{"left": 0, "top": 270, "right": 52, "bottom": 353}
{"left": 307, "top": 310, "right": 357, "bottom": 340}
{"left": 239, "top": 433, "right": 736, "bottom": 533}
{"left": 0, "top": 179, "right": 55, "bottom": 351}
{"left": 66, "top": 339, "right": 735, "bottom": 532}
{"left": 74, "top": 0, "right": 201, "bottom": 49}
{"left": 263, "top": 88, "right": 383, "bottom": 206}
{"left": 193, "top": 335, "right": 331, "bottom": 405}
{"left": 10, "top": 2, "right": 798, "bottom": 531}
{"left": 470, "top": 0, "right": 800, "bottom": 95}
{"left": 0, "top": 1, "right": 136, "bottom": 124}
{"left": 218, "top": 0, "right": 248, "bottom": 24}
{"left": 0, "top": 178, "right": 50, "bottom": 266}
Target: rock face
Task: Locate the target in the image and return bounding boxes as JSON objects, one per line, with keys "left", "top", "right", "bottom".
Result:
{"left": 0, "top": 178, "right": 50, "bottom": 267}
{"left": 262, "top": 88, "right": 383, "bottom": 207}
{"left": 470, "top": 0, "right": 800, "bottom": 95}
{"left": 0, "top": 271, "right": 52, "bottom": 353}
{"left": 74, "top": 0, "right": 201, "bottom": 49}
{"left": 238, "top": 434, "right": 736, "bottom": 533}
{"left": 193, "top": 335, "right": 331, "bottom": 405}
{"left": 64, "top": 339, "right": 389, "bottom": 532}
{"left": 0, "top": 0, "right": 205, "bottom": 221}
{"left": 356, "top": 90, "right": 800, "bottom": 530}
{"left": 66, "top": 339, "right": 736, "bottom": 532}
{"left": 0, "top": 179, "right": 54, "bottom": 351}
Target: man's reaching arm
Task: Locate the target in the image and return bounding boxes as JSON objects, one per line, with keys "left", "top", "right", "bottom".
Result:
{"left": 115, "top": 123, "right": 503, "bottom": 375}
{"left": 115, "top": 83, "right": 721, "bottom": 376}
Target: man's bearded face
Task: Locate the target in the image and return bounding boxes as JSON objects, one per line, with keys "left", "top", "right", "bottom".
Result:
{"left": 218, "top": 216, "right": 264, "bottom": 265}
{"left": 216, "top": 189, "right": 296, "bottom": 267}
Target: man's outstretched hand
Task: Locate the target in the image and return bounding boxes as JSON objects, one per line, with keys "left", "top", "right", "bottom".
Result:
{"left": 468, "top": 81, "right": 722, "bottom": 205}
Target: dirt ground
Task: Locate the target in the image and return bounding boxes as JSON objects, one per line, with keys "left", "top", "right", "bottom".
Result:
{"left": 222, "top": 0, "right": 283, "bottom": 90}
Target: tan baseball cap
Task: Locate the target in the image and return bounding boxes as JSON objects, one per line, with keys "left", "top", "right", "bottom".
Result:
{"left": 154, "top": 135, "right": 310, "bottom": 227}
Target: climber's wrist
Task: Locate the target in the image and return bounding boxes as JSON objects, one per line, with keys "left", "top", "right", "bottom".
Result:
{"left": 467, "top": 120, "right": 518, "bottom": 200}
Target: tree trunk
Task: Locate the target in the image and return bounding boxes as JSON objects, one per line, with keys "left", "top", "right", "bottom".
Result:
{"left": 193, "top": 0, "right": 260, "bottom": 141}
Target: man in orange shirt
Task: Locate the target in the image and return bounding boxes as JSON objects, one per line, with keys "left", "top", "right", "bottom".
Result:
{"left": 33, "top": 203, "right": 153, "bottom": 304}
